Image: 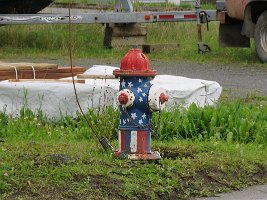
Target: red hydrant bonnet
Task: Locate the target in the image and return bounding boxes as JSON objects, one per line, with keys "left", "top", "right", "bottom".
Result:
{"left": 113, "top": 49, "right": 157, "bottom": 77}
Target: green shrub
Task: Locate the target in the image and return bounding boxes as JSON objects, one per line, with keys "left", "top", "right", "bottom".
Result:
{"left": 0, "top": 100, "right": 266, "bottom": 144}
{"left": 155, "top": 101, "right": 267, "bottom": 143}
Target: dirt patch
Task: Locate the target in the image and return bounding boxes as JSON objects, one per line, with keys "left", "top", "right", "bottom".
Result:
{"left": 154, "top": 165, "right": 267, "bottom": 200}
{"left": 28, "top": 154, "right": 69, "bottom": 167}
{"left": 5, "top": 174, "right": 125, "bottom": 200}
{"left": 250, "top": 164, "right": 267, "bottom": 183}
{"left": 89, "top": 174, "right": 124, "bottom": 200}
{"left": 43, "top": 154, "right": 69, "bottom": 165}
{"left": 180, "top": 169, "right": 227, "bottom": 191}
{"left": 180, "top": 165, "right": 267, "bottom": 198}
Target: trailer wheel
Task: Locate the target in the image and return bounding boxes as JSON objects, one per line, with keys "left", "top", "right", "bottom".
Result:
{"left": 255, "top": 11, "right": 267, "bottom": 63}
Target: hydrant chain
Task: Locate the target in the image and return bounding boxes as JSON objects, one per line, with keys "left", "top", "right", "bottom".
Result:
{"left": 122, "top": 104, "right": 162, "bottom": 137}
{"left": 122, "top": 107, "right": 152, "bottom": 129}
{"left": 154, "top": 109, "right": 162, "bottom": 138}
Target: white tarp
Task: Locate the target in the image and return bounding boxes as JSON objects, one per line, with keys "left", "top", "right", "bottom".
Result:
{"left": 0, "top": 65, "right": 222, "bottom": 119}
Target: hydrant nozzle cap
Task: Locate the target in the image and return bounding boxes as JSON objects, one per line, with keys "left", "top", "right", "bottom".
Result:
{"left": 117, "top": 89, "right": 135, "bottom": 108}
{"left": 118, "top": 93, "right": 129, "bottom": 105}
{"left": 159, "top": 93, "right": 169, "bottom": 104}
{"left": 113, "top": 48, "right": 157, "bottom": 77}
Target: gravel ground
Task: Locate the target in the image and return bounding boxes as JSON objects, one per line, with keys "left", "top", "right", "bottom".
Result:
{"left": 151, "top": 60, "right": 267, "bottom": 98}
{"left": 192, "top": 184, "right": 267, "bottom": 200}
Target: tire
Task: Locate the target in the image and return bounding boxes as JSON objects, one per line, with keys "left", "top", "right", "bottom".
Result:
{"left": 255, "top": 10, "right": 267, "bottom": 63}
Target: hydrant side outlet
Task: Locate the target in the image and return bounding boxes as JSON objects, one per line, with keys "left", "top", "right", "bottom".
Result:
{"left": 117, "top": 89, "right": 135, "bottom": 108}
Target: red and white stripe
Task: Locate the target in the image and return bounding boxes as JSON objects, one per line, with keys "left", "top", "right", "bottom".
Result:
{"left": 119, "top": 130, "right": 151, "bottom": 154}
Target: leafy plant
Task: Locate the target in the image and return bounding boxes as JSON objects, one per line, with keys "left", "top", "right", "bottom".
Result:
{"left": 154, "top": 100, "right": 267, "bottom": 144}
{"left": 1, "top": 99, "right": 266, "bottom": 144}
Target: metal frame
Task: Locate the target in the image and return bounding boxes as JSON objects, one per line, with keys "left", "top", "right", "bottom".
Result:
{"left": 0, "top": 0, "right": 219, "bottom": 52}
{"left": 0, "top": 0, "right": 218, "bottom": 24}
{"left": 115, "top": 0, "right": 133, "bottom": 12}
{"left": 0, "top": 10, "right": 217, "bottom": 25}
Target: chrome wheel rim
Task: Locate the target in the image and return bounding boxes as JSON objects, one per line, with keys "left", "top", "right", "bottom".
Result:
{"left": 260, "top": 25, "right": 267, "bottom": 52}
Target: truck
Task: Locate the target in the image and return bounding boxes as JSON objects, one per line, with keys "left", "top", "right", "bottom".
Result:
{"left": 0, "top": 0, "right": 54, "bottom": 14}
{"left": 220, "top": 0, "right": 267, "bottom": 62}
{"left": 0, "top": 0, "right": 266, "bottom": 62}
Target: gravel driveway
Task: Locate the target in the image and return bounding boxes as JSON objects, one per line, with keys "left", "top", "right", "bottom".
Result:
{"left": 152, "top": 60, "right": 267, "bottom": 98}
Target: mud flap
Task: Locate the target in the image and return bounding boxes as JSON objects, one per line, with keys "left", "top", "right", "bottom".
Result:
{"left": 219, "top": 21, "right": 250, "bottom": 48}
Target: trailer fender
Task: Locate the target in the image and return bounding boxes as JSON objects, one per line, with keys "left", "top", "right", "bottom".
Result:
{"left": 242, "top": 0, "right": 267, "bottom": 38}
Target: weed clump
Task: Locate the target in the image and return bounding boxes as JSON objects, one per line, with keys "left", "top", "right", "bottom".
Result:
{"left": 0, "top": 100, "right": 266, "bottom": 144}
{"left": 155, "top": 101, "right": 267, "bottom": 144}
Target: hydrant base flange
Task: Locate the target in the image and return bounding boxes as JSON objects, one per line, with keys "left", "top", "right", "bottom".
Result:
{"left": 115, "top": 151, "right": 161, "bottom": 160}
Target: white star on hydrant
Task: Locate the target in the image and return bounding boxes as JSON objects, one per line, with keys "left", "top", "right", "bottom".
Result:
{"left": 139, "top": 119, "right": 143, "bottom": 125}
{"left": 131, "top": 113, "right": 137, "bottom": 120}
{"left": 128, "top": 82, "right": 133, "bottom": 88}
{"left": 142, "top": 113, "right": 147, "bottom": 119}
{"left": 121, "top": 80, "right": 126, "bottom": 88}
{"left": 137, "top": 87, "right": 142, "bottom": 93}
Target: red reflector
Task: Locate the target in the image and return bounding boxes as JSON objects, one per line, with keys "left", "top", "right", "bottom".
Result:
{"left": 184, "top": 14, "right": 197, "bottom": 19}
{"left": 144, "top": 15, "right": 150, "bottom": 20}
{"left": 159, "top": 15, "right": 175, "bottom": 19}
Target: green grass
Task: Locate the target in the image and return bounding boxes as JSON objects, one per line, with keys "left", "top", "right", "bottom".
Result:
{"left": 1, "top": 99, "right": 267, "bottom": 199}
{"left": 1, "top": 140, "right": 267, "bottom": 199}
{"left": 0, "top": 22, "right": 265, "bottom": 66}
{"left": 54, "top": 0, "right": 215, "bottom": 10}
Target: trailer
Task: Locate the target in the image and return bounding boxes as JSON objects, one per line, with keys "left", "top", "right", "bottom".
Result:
{"left": 0, "top": 0, "right": 266, "bottom": 62}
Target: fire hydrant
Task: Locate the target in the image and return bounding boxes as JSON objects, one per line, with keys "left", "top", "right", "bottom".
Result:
{"left": 113, "top": 49, "right": 168, "bottom": 160}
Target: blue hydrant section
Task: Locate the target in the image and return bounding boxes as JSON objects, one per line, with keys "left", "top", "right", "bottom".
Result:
{"left": 119, "top": 76, "right": 153, "bottom": 131}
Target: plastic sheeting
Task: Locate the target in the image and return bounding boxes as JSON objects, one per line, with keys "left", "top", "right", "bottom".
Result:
{"left": 0, "top": 65, "right": 222, "bottom": 119}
